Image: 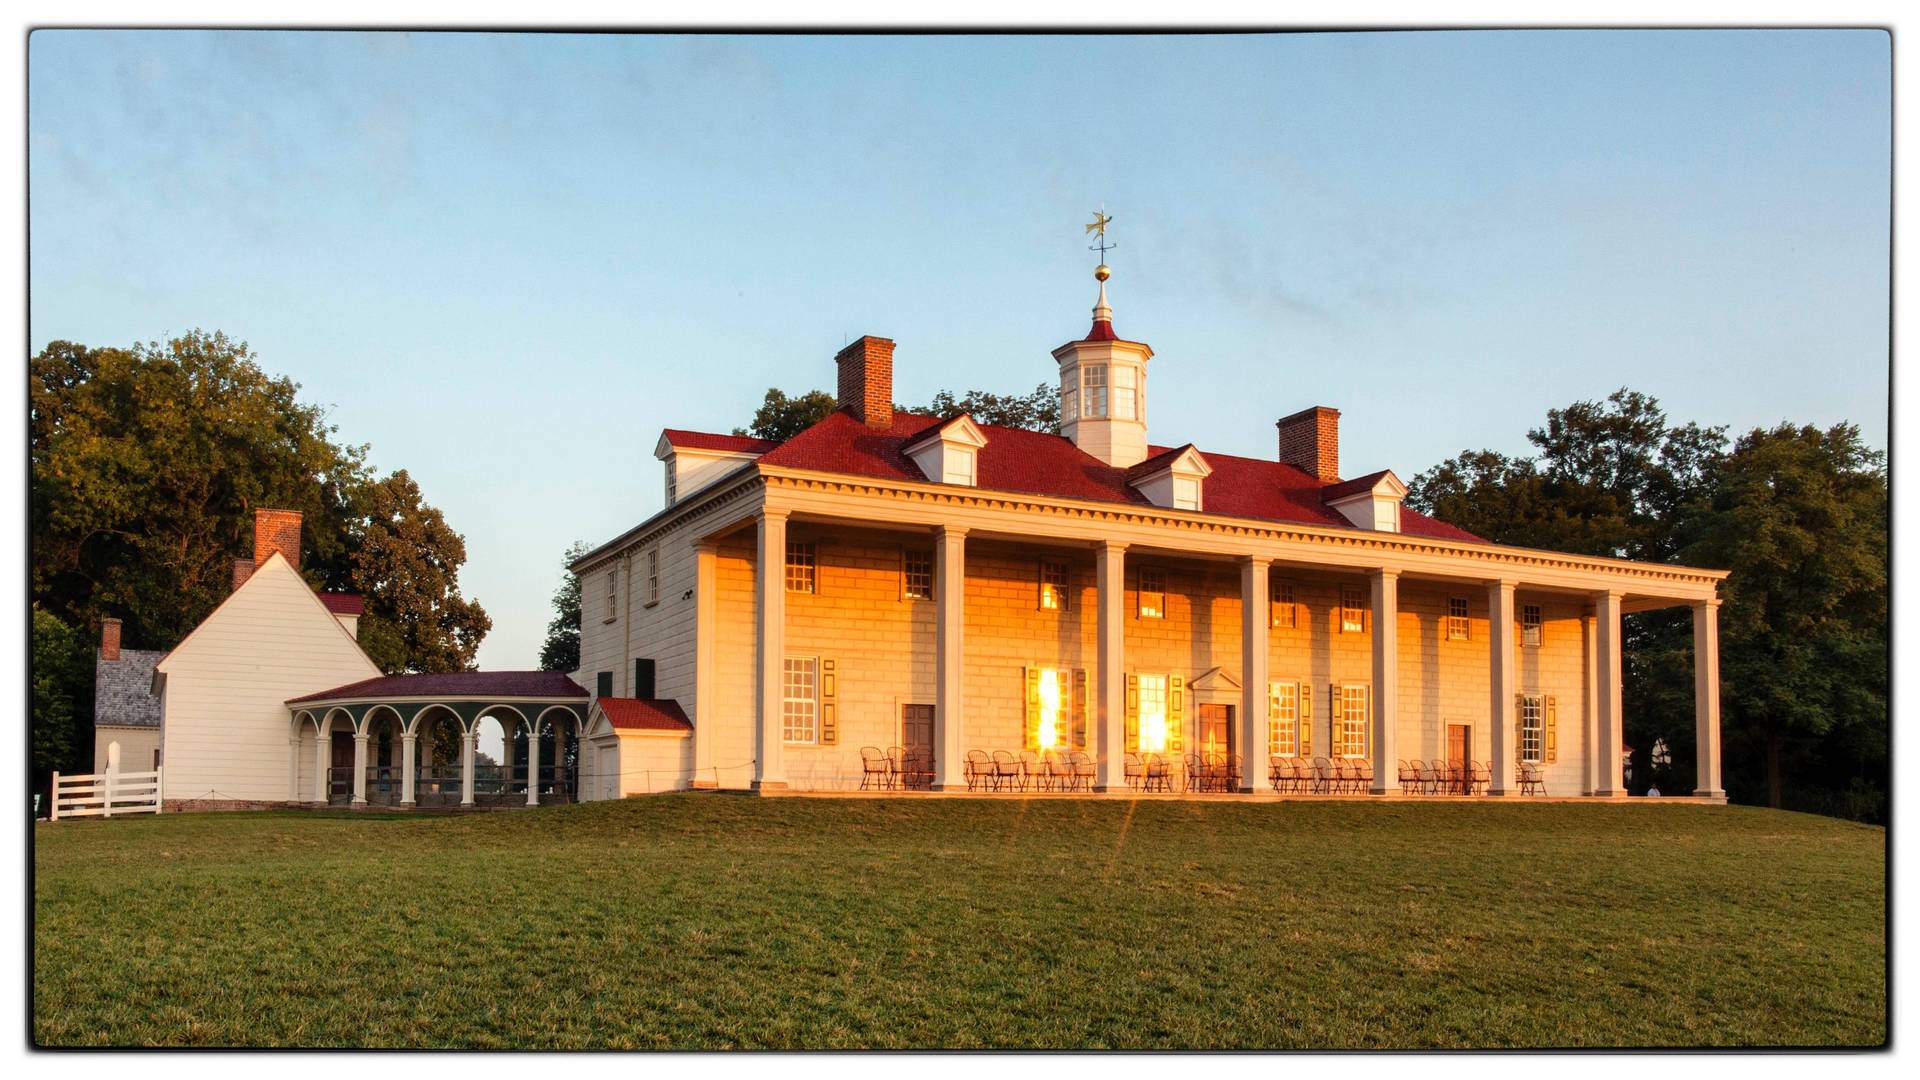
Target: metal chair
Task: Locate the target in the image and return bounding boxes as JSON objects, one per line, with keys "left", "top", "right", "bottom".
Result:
{"left": 885, "top": 746, "right": 906, "bottom": 791}
{"left": 1268, "top": 755, "right": 1286, "bottom": 793}
{"left": 964, "top": 750, "right": 992, "bottom": 792}
{"left": 1123, "top": 752, "right": 1144, "bottom": 791}
{"left": 1069, "top": 750, "right": 1097, "bottom": 792}
{"left": 1144, "top": 753, "right": 1172, "bottom": 793}
{"left": 1186, "top": 752, "right": 1209, "bottom": 793}
{"left": 859, "top": 746, "right": 890, "bottom": 791}
{"left": 1471, "top": 760, "right": 1491, "bottom": 796}
{"left": 1399, "top": 759, "right": 1420, "bottom": 794}
{"left": 1310, "top": 757, "right": 1332, "bottom": 794}
{"left": 1046, "top": 750, "right": 1073, "bottom": 792}
{"left": 1222, "top": 754, "right": 1243, "bottom": 792}
{"left": 1519, "top": 761, "right": 1547, "bottom": 796}
{"left": 1355, "top": 758, "right": 1375, "bottom": 793}
{"left": 1018, "top": 749, "right": 1043, "bottom": 792}
{"left": 991, "top": 750, "right": 1022, "bottom": 792}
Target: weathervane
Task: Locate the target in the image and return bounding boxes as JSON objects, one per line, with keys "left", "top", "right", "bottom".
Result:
{"left": 1085, "top": 207, "right": 1115, "bottom": 265}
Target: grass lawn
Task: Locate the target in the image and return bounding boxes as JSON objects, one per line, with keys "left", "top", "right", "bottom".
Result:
{"left": 33, "top": 795, "right": 1885, "bottom": 1049}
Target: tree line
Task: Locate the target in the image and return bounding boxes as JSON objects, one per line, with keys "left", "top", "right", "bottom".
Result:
{"left": 31, "top": 331, "right": 491, "bottom": 784}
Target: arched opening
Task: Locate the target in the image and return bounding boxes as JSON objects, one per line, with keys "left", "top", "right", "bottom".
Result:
{"left": 363, "top": 706, "right": 407, "bottom": 805}
{"left": 412, "top": 705, "right": 466, "bottom": 806}
{"left": 320, "top": 708, "right": 356, "bottom": 803}
{"left": 535, "top": 707, "right": 582, "bottom": 803}
{"left": 473, "top": 708, "right": 524, "bottom": 800}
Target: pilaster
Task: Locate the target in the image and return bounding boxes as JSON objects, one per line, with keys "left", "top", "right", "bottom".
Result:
{"left": 753, "top": 509, "right": 790, "bottom": 791}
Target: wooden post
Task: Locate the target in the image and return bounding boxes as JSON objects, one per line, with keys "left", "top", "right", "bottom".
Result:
{"left": 50, "top": 772, "right": 60, "bottom": 821}
{"left": 105, "top": 741, "right": 120, "bottom": 818}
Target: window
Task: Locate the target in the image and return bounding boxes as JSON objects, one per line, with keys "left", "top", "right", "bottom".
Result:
{"left": 1112, "top": 365, "right": 1136, "bottom": 420}
{"left": 1522, "top": 604, "right": 1542, "bottom": 647}
{"left": 1062, "top": 371, "right": 1079, "bottom": 422}
{"left": 903, "top": 549, "right": 932, "bottom": 599}
{"left": 1137, "top": 674, "right": 1170, "bottom": 753}
{"left": 646, "top": 549, "right": 660, "bottom": 606}
{"left": 1447, "top": 597, "right": 1469, "bottom": 641}
{"left": 1339, "top": 684, "right": 1370, "bottom": 758}
{"left": 1268, "top": 680, "right": 1299, "bottom": 757}
{"left": 1341, "top": 585, "right": 1366, "bottom": 633}
{"left": 1271, "top": 580, "right": 1295, "bottom": 629}
{"left": 1138, "top": 567, "right": 1165, "bottom": 619}
{"left": 943, "top": 448, "right": 976, "bottom": 486}
{"left": 782, "top": 657, "right": 818, "bottom": 743}
{"left": 664, "top": 461, "right": 677, "bottom": 506}
{"left": 1036, "top": 668, "right": 1066, "bottom": 749}
{"left": 604, "top": 571, "right": 618, "bottom": 622}
{"left": 1081, "top": 365, "right": 1108, "bottom": 418}
{"left": 1172, "top": 476, "right": 1200, "bottom": 510}
{"left": 1039, "top": 560, "right": 1070, "bottom": 611}
{"left": 786, "top": 542, "right": 816, "bottom": 594}
{"left": 1520, "top": 694, "right": 1544, "bottom": 763}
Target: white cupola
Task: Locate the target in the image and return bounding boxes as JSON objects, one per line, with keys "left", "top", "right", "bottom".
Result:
{"left": 1052, "top": 264, "right": 1153, "bottom": 468}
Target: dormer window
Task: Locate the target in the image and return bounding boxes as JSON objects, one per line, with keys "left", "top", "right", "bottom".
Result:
{"left": 1322, "top": 469, "right": 1409, "bottom": 533}
{"left": 1127, "top": 445, "right": 1212, "bottom": 512}
{"left": 1082, "top": 365, "right": 1108, "bottom": 418}
{"left": 903, "top": 414, "right": 989, "bottom": 490}
{"left": 1172, "top": 476, "right": 1199, "bottom": 511}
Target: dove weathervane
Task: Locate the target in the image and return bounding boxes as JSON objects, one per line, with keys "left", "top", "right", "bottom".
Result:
{"left": 1085, "top": 210, "right": 1115, "bottom": 264}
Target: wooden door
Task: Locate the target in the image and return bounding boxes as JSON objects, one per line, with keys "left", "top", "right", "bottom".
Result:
{"left": 901, "top": 704, "right": 935, "bottom": 790}
{"left": 330, "top": 732, "right": 354, "bottom": 796}
{"left": 1198, "top": 704, "right": 1234, "bottom": 757}
{"left": 1447, "top": 724, "right": 1470, "bottom": 795}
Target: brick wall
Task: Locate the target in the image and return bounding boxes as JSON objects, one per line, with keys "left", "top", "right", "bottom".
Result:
{"left": 253, "top": 509, "right": 303, "bottom": 571}
{"left": 1276, "top": 406, "right": 1340, "bottom": 481}
{"left": 835, "top": 336, "right": 895, "bottom": 427}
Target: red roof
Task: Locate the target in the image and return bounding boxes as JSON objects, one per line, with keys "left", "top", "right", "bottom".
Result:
{"left": 1320, "top": 469, "right": 1399, "bottom": 502}
{"left": 289, "top": 670, "right": 589, "bottom": 704}
{"left": 661, "top": 429, "right": 778, "bottom": 454}
{"left": 753, "top": 410, "right": 1482, "bottom": 542}
{"left": 317, "top": 592, "right": 364, "bottom": 616}
{"left": 597, "top": 697, "right": 693, "bottom": 732}
{"left": 1084, "top": 319, "right": 1119, "bottom": 342}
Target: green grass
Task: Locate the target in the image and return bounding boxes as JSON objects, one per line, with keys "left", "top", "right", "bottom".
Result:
{"left": 34, "top": 796, "right": 1885, "bottom": 1049}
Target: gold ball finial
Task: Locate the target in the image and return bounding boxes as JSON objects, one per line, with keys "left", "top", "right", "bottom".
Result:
{"left": 1094, "top": 264, "right": 1111, "bottom": 282}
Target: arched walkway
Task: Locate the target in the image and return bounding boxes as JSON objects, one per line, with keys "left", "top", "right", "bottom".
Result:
{"left": 283, "top": 671, "right": 590, "bottom": 810}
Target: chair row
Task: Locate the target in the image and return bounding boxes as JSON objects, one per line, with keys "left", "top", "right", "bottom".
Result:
{"left": 858, "top": 745, "right": 934, "bottom": 791}
{"left": 1266, "top": 756, "right": 1377, "bottom": 794}
{"left": 962, "top": 749, "right": 1096, "bottom": 792}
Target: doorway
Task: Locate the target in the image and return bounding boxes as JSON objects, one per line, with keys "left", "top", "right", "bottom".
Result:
{"left": 330, "top": 731, "right": 354, "bottom": 797}
{"left": 1197, "top": 704, "right": 1234, "bottom": 757}
{"left": 1446, "top": 723, "right": 1471, "bottom": 795}
{"left": 901, "top": 704, "right": 935, "bottom": 790}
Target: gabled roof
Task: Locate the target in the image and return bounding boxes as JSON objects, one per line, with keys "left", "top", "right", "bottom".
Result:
{"left": 1321, "top": 468, "right": 1407, "bottom": 503}
{"left": 1126, "top": 443, "right": 1211, "bottom": 482}
{"left": 659, "top": 429, "right": 779, "bottom": 455}
{"left": 94, "top": 648, "right": 167, "bottom": 728}
{"left": 289, "top": 670, "right": 589, "bottom": 704}
{"left": 156, "top": 551, "right": 375, "bottom": 676}
{"left": 595, "top": 697, "right": 693, "bottom": 732}
{"left": 751, "top": 410, "right": 1482, "bottom": 542}
{"left": 900, "top": 412, "right": 989, "bottom": 452}
{"left": 318, "top": 592, "right": 364, "bottom": 616}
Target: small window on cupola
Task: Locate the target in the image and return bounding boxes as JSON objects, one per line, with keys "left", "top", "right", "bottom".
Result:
{"left": 1082, "top": 365, "right": 1108, "bottom": 418}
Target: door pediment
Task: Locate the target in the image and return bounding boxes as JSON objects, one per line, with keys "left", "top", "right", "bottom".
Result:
{"left": 1188, "top": 667, "right": 1241, "bottom": 692}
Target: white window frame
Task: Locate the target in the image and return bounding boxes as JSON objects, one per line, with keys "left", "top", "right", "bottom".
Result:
{"left": 1062, "top": 370, "right": 1079, "bottom": 423}
{"left": 1268, "top": 680, "right": 1298, "bottom": 757}
{"left": 1138, "top": 567, "right": 1165, "bottom": 619}
{"left": 1341, "top": 585, "right": 1366, "bottom": 633}
{"left": 1520, "top": 693, "right": 1545, "bottom": 763}
{"left": 902, "top": 549, "right": 932, "bottom": 600}
{"left": 786, "top": 542, "right": 816, "bottom": 594}
{"left": 1271, "top": 580, "right": 1295, "bottom": 629}
{"left": 1339, "top": 684, "right": 1370, "bottom": 759}
{"left": 1039, "top": 559, "right": 1070, "bottom": 612}
{"left": 1082, "top": 365, "right": 1108, "bottom": 418}
{"left": 664, "top": 460, "right": 677, "bottom": 506}
{"left": 1111, "top": 364, "right": 1136, "bottom": 421}
{"left": 603, "top": 570, "right": 617, "bottom": 623}
{"left": 1522, "top": 604, "right": 1542, "bottom": 647}
{"left": 782, "top": 656, "right": 819, "bottom": 744}
{"left": 646, "top": 549, "right": 660, "bottom": 606}
{"left": 1137, "top": 673, "right": 1170, "bottom": 754}
{"left": 1447, "top": 597, "right": 1469, "bottom": 641}
{"left": 1172, "top": 476, "right": 1200, "bottom": 511}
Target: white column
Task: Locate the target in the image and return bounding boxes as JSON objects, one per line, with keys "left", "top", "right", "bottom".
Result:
{"left": 312, "top": 725, "right": 327, "bottom": 804}
{"left": 753, "top": 509, "right": 789, "bottom": 791}
{"left": 400, "top": 732, "right": 417, "bottom": 806}
{"left": 1488, "top": 580, "right": 1517, "bottom": 796}
{"left": 933, "top": 526, "right": 968, "bottom": 791}
{"left": 1693, "top": 598, "right": 1726, "bottom": 801}
{"left": 460, "top": 729, "right": 477, "bottom": 806}
{"left": 351, "top": 732, "right": 369, "bottom": 805}
{"left": 287, "top": 734, "right": 301, "bottom": 803}
{"left": 1368, "top": 569, "right": 1399, "bottom": 794}
{"left": 1239, "top": 557, "right": 1269, "bottom": 792}
{"left": 1594, "top": 590, "right": 1626, "bottom": 797}
{"left": 692, "top": 539, "right": 719, "bottom": 788}
{"left": 1582, "top": 611, "right": 1599, "bottom": 795}
{"left": 1094, "top": 541, "right": 1128, "bottom": 791}
{"left": 525, "top": 723, "right": 542, "bottom": 806}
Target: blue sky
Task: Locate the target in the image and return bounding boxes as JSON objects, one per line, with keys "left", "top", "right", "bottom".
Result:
{"left": 29, "top": 29, "right": 1891, "bottom": 672}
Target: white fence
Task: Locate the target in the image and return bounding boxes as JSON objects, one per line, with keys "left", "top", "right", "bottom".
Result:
{"left": 50, "top": 766, "right": 163, "bottom": 819}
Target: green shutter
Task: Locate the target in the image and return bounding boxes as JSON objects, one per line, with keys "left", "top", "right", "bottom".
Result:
{"left": 1124, "top": 673, "right": 1140, "bottom": 752}
{"left": 1072, "top": 669, "right": 1089, "bottom": 750}
{"left": 1169, "top": 675, "right": 1184, "bottom": 753}
{"left": 1024, "top": 666, "right": 1042, "bottom": 750}
{"left": 1329, "top": 683, "right": 1342, "bottom": 756}
{"left": 1298, "top": 681, "right": 1312, "bottom": 755}
{"left": 1545, "top": 695, "right": 1558, "bottom": 764}
{"left": 819, "top": 658, "right": 837, "bottom": 745}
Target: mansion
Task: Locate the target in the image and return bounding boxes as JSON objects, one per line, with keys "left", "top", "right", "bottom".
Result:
{"left": 570, "top": 267, "right": 1729, "bottom": 801}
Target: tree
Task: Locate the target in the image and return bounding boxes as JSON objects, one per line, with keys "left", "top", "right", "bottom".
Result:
{"left": 923, "top": 383, "right": 1060, "bottom": 433}
{"left": 540, "top": 541, "right": 593, "bottom": 672}
{"left": 350, "top": 470, "right": 493, "bottom": 674}
{"left": 32, "top": 606, "right": 91, "bottom": 789}
{"left": 734, "top": 388, "right": 838, "bottom": 441}
{"left": 30, "top": 332, "right": 490, "bottom": 675}
{"left": 1672, "top": 423, "right": 1887, "bottom": 811}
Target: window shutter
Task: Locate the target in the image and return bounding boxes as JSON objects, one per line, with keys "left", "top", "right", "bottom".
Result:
{"left": 1298, "top": 681, "right": 1312, "bottom": 755}
{"left": 1296, "top": 602, "right": 1308, "bottom": 629}
{"left": 819, "top": 658, "right": 837, "bottom": 745}
{"left": 1169, "top": 675, "right": 1185, "bottom": 753}
{"left": 634, "top": 658, "right": 656, "bottom": 700}
{"left": 1124, "top": 673, "right": 1140, "bottom": 752}
{"left": 1515, "top": 693, "right": 1525, "bottom": 761}
{"left": 1329, "top": 683, "right": 1342, "bottom": 756}
{"left": 1545, "top": 695, "right": 1558, "bottom": 764}
{"left": 1023, "top": 666, "right": 1042, "bottom": 750}
{"left": 1072, "top": 669, "right": 1089, "bottom": 750}
{"left": 595, "top": 671, "right": 612, "bottom": 699}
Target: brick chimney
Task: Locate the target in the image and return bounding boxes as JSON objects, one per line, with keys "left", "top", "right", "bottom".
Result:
{"left": 232, "top": 558, "right": 256, "bottom": 592}
{"left": 1277, "top": 406, "right": 1341, "bottom": 482}
{"left": 253, "top": 508, "right": 303, "bottom": 571}
{"left": 100, "top": 618, "right": 121, "bottom": 661}
{"left": 835, "top": 335, "right": 895, "bottom": 428}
